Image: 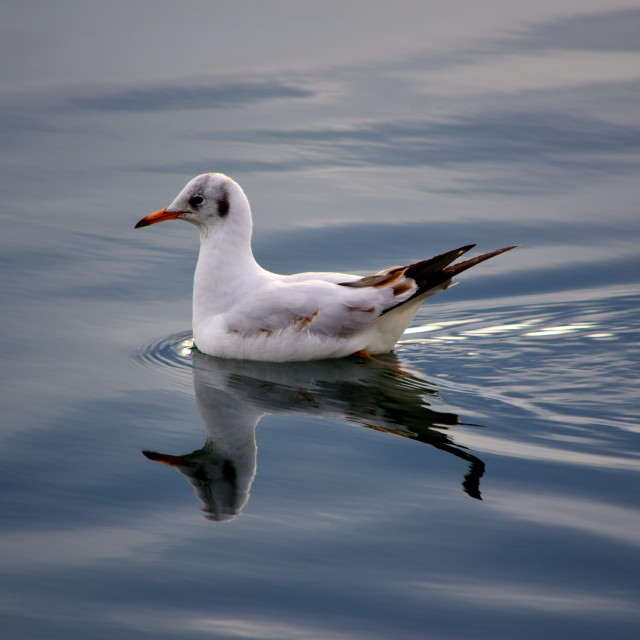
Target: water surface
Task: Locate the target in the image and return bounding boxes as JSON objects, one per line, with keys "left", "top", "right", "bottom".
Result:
{"left": 1, "top": 2, "right": 640, "bottom": 639}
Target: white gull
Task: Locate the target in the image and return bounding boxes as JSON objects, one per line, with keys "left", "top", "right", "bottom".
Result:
{"left": 135, "top": 173, "right": 516, "bottom": 362}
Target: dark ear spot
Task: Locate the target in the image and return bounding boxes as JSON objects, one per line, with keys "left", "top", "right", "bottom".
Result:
{"left": 217, "top": 187, "right": 230, "bottom": 217}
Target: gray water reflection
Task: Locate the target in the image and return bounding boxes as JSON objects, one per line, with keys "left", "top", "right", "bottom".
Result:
{"left": 143, "top": 348, "right": 485, "bottom": 521}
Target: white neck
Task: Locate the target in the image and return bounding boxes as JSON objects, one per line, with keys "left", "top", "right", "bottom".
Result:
{"left": 192, "top": 221, "right": 267, "bottom": 328}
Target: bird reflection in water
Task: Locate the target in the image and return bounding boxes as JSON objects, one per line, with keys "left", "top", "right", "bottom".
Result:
{"left": 143, "top": 350, "right": 485, "bottom": 521}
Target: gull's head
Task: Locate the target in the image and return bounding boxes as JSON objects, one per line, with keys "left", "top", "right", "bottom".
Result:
{"left": 135, "top": 173, "right": 250, "bottom": 236}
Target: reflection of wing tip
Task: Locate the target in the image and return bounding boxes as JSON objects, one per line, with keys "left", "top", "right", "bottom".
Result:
{"left": 461, "top": 459, "right": 485, "bottom": 500}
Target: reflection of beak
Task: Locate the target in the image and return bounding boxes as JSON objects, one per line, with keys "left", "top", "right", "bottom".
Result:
{"left": 142, "top": 450, "right": 193, "bottom": 467}
{"left": 135, "top": 208, "right": 183, "bottom": 229}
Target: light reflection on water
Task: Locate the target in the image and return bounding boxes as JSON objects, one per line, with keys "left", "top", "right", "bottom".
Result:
{"left": 404, "top": 321, "right": 612, "bottom": 341}
{"left": 403, "top": 304, "right": 627, "bottom": 343}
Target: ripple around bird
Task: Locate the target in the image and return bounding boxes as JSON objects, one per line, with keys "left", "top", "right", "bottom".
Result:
{"left": 132, "top": 330, "right": 195, "bottom": 372}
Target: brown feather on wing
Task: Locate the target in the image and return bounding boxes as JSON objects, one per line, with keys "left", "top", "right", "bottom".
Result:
{"left": 338, "top": 265, "right": 406, "bottom": 288}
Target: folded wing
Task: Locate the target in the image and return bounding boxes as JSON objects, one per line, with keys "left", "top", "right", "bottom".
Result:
{"left": 226, "top": 244, "right": 517, "bottom": 338}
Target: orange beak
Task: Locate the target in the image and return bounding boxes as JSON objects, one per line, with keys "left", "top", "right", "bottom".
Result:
{"left": 134, "top": 208, "right": 183, "bottom": 229}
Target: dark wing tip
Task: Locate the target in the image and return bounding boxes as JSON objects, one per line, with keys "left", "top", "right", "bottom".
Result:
{"left": 443, "top": 244, "right": 518, "bottom": 278}
{"left": 404, "top": 244, "right": 477, "bottom": 279}
{"left": 379, "top": 244, "right": 517, "bottom": 315}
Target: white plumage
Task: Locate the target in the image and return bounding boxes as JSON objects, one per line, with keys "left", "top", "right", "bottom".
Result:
{"left": 135, "top": 173, "right": 516, "bottom": 362}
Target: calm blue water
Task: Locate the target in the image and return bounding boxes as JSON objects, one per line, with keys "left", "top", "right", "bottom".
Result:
{"left": 2, "top": 2, "right": 640, "bottom": 639}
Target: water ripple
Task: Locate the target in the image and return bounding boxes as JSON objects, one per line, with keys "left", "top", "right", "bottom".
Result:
{"left": 132, "top": 330, "right": 194, "bottom": 372}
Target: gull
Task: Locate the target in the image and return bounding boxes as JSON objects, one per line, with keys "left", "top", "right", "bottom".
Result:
{"left": 135, "top": 173, "right": 516, "bottom": 362}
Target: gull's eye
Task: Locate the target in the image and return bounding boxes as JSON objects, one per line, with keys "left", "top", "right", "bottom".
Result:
{"left": 189, "top": 195, "right": 204, "bottom": 208}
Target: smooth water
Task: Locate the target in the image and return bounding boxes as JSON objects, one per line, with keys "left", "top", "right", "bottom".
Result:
{"left": 2, "top": 2, "right": 640, "bottom": 639}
